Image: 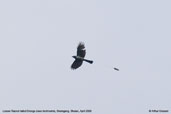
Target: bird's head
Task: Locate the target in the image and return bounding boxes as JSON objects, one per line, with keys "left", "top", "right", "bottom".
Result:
{"left": 72, "top": 56, "right": 76, "bottom": 59}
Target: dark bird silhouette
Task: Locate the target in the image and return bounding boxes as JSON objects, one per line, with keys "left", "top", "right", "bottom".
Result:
{"left": 114, "top": 67, "right": 119, "bottom": 71}
{"left": 71, "top": 42, "right": 93, "bottom": 70}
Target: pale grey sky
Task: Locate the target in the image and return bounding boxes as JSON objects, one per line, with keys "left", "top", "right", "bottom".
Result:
{"left": 0, "top": 0, "right": 171, "bottom": 114}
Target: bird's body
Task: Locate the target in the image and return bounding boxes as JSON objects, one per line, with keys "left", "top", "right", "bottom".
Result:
{"left": 114, "top": 67, "right": 119, "bottom": 71}
{"left": 71, "top": 42, "right": 93, "bottom": 70}
{"left": 72, "top": 55, "right": 84, "bottom": 60}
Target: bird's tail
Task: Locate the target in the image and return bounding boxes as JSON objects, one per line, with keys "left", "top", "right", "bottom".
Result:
{"left": 83, "top": 59, "right": 93, "bottom": 64}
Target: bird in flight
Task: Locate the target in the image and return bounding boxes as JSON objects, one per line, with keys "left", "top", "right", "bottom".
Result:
{"left": 71, "top": 42, "right": 93, "bottom": 70}
{"left": 114, "top": 67, "right": 119, "bottom": 71}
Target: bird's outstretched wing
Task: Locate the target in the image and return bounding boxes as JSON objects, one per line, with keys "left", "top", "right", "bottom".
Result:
{"left": 71, "top": 59, "right": 83, "bottom": 69}
{"left": 77, "top": 42, "right": 86, "bottom": 58}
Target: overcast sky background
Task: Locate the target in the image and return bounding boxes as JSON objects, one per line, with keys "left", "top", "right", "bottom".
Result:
{"left": 0, "top": 0, "right": 171, "bottom": 114}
